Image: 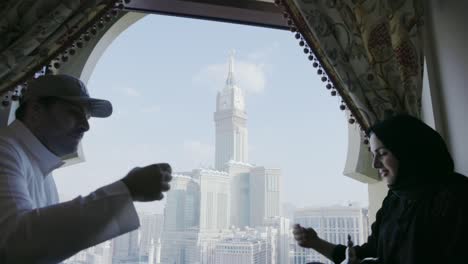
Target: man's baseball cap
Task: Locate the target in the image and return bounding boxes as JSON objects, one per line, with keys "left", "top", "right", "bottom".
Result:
{"left": 22, "top": 74, "right": 112, "bottom": 118}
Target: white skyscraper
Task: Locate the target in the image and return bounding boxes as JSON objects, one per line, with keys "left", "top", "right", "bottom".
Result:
{"left": 163, "top": 174, "right": 200, "bottom": 232}
{"left": 149, "top": 238, "right": 162, "bottom": 264}
{"left": 161, "top": 174, "right": 200, "bottom": 264}
{"left": 264, "top": 216, "right": 291, "bottom": 264}
{"left": 112, "top": 229, "right": 139, "bottom": 263}
{"left": 194, "top": 168, "right": 231, "bottom": 231}
{"left": 250, "top": 167, "right": 281, "bottom": 227}
{"left": 160, "top": 53, "right": 283, "bottom": 264}
{"left": 226, "top": 161, "right": 252, "bottom": 228}
{"left": 161, "top": 169, "right": 231, "bottom": 264}
{"left": 214, "top": 52, "right": 248, "bottom": 170}
{"left": 139, "top": 213, "right": 164, "bottom": 257}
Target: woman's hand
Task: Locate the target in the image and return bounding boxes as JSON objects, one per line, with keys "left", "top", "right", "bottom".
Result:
{"left": 294, "top": 224, "right": 340, "bottom": 261}
{"left": 293, "top": 224, "right": 320, "bottom": 248}
{"left": 343, "top": 246, "right": 361, "bottom": 264}
{"left": 342, "top": 235, "right": 361, "bottom": 264}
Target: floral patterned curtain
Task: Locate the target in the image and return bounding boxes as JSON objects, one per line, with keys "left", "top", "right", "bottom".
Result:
{"left": 0, "top": 0, "right": 122, "bottom": 94}
{"left": 280, "top": 0, "right": 424, "bottom": 129}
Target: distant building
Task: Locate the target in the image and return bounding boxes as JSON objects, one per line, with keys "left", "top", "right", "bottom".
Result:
{"left": 215, "top": 237, "right": 268, "bottom": 264}
{"left": 160, "top": 53, "right": 283, "bottom": 264}
{"left": 64, "top": 241, "right": 112, "bottom": 264}
{"left": 291, "top": 204, "right": 369, "bottom": 264}
{"left": 227, "top": 161, "right": 252, "bottom": 228}
{"left": 214, "top": 54, "right": 248, "bottom": 170}
{"left": 282, "top": 202, "right": 296, "bottom": 223}
{"left": 264, "top": 216, "right": 290, "bottom": 264}
{"left": 149, "top": 238, "right": 162, "bottom": 264}
{"left": 160, "top": 174, "right": 200, "bottom": 264}
{"left": 112, "top": 229, "right": 139, "bottom": 263}
{"left": 289, "top": 242, "right": 320, "bottom": 264}
{"left": 214, "top": 54, "right": 281, "bottom": 229}
{"left": 93, "top": 241, "right": 113, "bottom": 264}
{"left": 195, "top": 168, "right": 231, "bottom": 231}
{"left": 250, "top": 167, "right": 281, "bottom": 227}
{"left": 139, "top": 213, "right": 164, "bottom": 257}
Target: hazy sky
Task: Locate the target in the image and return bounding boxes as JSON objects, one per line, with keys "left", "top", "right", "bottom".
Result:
{"left": 53, "top": 14, "right": 369, "bottom": 214}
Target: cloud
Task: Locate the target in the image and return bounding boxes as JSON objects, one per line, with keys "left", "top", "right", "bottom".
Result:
{"left": 140, "top": 105, "right": 160, "bottom": 114}
{"left": 193, "top": 59, "right": 267, "bottom": 94}
{"left": 122, "top": 87, "right": 141, "bottom": 97}
{"left": 246, "top": 42, "right": 280, "bottom": 61}
{"left": 183, "top": 140, "right": 214, "bottom": 167}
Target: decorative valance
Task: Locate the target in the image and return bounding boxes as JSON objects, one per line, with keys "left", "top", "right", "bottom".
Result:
{"left": 276, "top": 0, "right": 425, "bottom": 131}
{"left": 0, "top": 0, "right": 128, "bottom": 102}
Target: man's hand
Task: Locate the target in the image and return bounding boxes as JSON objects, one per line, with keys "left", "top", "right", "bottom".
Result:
{"left": 293, "top": 224, "right": 320, "bottom": 249}
{"left": 121, "top": 163, "right": 172, "bottom": 202}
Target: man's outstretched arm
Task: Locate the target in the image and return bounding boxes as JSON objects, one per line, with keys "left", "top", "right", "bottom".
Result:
{"left": 0, "top": 142, "right": 171, "bottom": 263}
{"left": 0, "top": 167, "right": 139, "bottom": 263}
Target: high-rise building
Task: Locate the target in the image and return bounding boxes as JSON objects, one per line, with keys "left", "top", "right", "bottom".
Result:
{"left": 250, "top": 167, "right": 281, "bottom": 227}
{"left": 195, "top": 168, "right": 230, "bottom": 231}
{"left": 139, "top": 213, "right": 164, "bottom": 257}
{"left": 149, "top": 238, "right": 163, "bottom": 264}
{"left": 160, "top": 53, "right": 283, "bottom": 264}
{"left": 160, "top": 174, "right": 200, "bottom": 264}
{"left": 214, "top": 53, "right": 248, "bottom": 170}
{"left": 264, "top": 216, "right": 291, "bottom": 264}
{"left": 292, "top": 204, "right": 369, "bottom": 264}
{"left": 195, "top": 168, "right": 231, "bottom": 264}
{"left": 163, "top": 174, "right": 200, "bottom": 232}
{"left": 112, "top": 229, "right": 139, "bottom": 263}
{"left": 226, "top": 161, "right": 252, "bottom": 228}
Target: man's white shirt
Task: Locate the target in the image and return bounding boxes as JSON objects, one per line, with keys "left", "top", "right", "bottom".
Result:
{"left": 0, "top": 120, "right": 140, "bottom": 263}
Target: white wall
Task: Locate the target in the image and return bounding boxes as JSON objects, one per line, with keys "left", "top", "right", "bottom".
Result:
{"left": 344, "top": 112, "right": 385, "bottom": 224}
{"left": 366, "top": 181, "right": 387, "bottom": 224}
{"left": 425, "top": 0, "right": 468, "bottom": 175}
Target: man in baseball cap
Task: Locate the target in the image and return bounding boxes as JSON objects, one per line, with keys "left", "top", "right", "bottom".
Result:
{"left": 21, "top": 74, "right": 113, "bottom": 118}
{"left": 0, "top": 74, "right": 172, "bottom": 263}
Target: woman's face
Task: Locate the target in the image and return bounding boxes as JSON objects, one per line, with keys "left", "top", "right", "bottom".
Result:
{"left": 369, "top": 134, "right": 400, "bottom": 185}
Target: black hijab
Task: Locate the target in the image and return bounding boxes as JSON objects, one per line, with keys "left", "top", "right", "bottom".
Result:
{"left": 367, "top": 115, "right": 455, "bottom": 193}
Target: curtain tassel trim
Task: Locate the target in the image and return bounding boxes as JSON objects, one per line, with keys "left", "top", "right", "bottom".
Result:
{"left": 274, "top": 0, "right": 369, "bottom": 145}
{"left": 1, "top": 0, "right": 133, "bottom": 108}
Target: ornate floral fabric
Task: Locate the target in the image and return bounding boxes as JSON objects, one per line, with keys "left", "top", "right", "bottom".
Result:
{"left": 0, "top": 0, "right": 114, "bottom": 93}
{"left": 283, "top": 0, "right": 424, "bottom": 129}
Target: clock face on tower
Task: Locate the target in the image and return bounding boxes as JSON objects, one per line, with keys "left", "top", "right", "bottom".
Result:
{"left": 234, "top": 96, "right": 244, "bottom": 110}
{"left": 221, "top": 97, "right": 230, "bottom": 110}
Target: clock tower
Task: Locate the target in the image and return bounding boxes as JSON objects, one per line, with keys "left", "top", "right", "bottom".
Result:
{"left": 214, "top": 52, "right": 248, "bottom": 170}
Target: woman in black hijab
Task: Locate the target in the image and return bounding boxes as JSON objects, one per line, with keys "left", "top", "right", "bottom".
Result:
{"left": 293, "top": 114, "right": 468, "bottom": 264}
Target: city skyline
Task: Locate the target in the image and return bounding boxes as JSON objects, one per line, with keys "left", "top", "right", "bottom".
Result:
{"left": 54, "top": 15, "right": 371, "bottom": 262}
{"left": 155, "top": 51, "right": 369, "bottom": 264}
{"left": 64, "top": 204, "right": 369, "bottom": 263}
{"left": 53, "top": 14, "right": 369, "bottom": 213}
{"left": 159, "top": 53, "right": 283, "bottom": 263}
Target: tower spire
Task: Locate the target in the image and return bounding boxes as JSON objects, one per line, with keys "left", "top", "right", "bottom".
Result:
{"left": 214, "top": 50, "right": 248, "bottom": 170}
{"left": 226, "top": 50, "right": 236, "bottom": 87}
